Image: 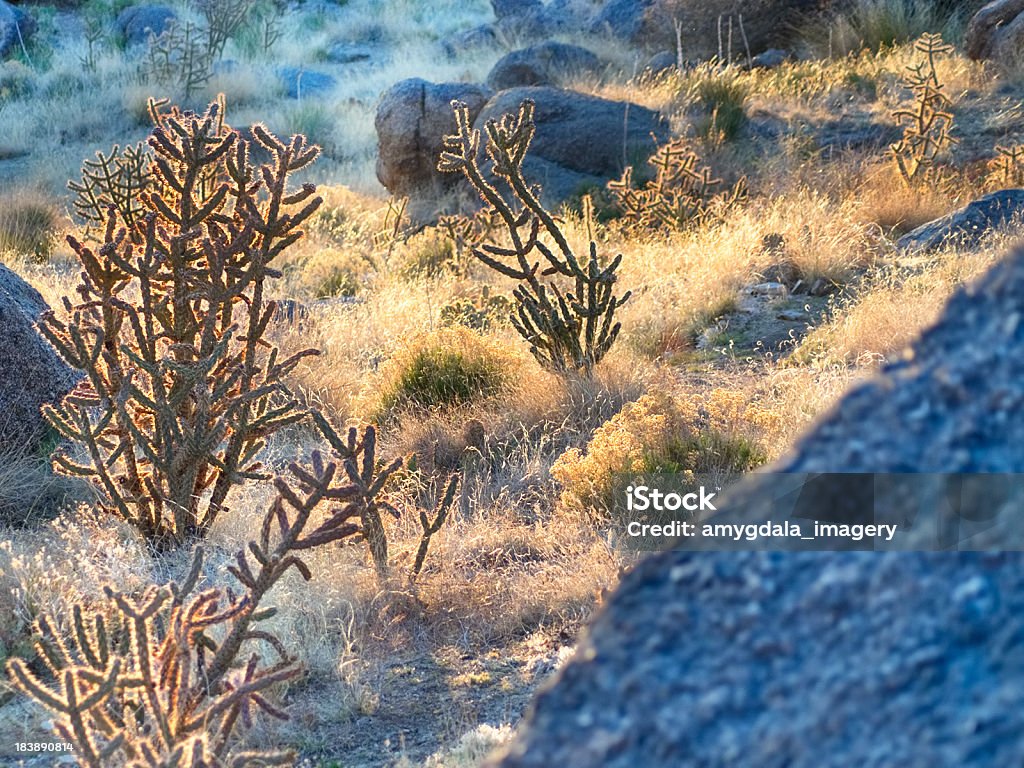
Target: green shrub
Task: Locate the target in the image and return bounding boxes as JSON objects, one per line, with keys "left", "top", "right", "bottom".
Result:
{"left": 439, "top": 287, "right": 514, "bottom": 332}
{"left": 378, "top": 329, "right": 514, "bottom": 416}
{"left": 400, "top": 230, "right": 458, "bottom": 278}
{"left": 315, "top": 265, "right": 361, "bottom": 298}
{"left": 552, "top": 392, "right": 767, "bottom": 523}
{"left": 693, "top": 70, "right": 748, "bottom": 144}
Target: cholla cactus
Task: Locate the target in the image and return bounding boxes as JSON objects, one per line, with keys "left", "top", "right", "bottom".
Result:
{"left": 6, "top": 448, "right": 368, "bottom": 767}
{"left": 890, "top": 33, "right": 958, "bottom": 188}
{"left": 439, "top": 99, "right": 631, "bottom": 377}
{"left": 68, "top": 143, "right": 152, "bottom": 234}
{"left": 607, "top": 137, "right": 746, "bottom": 231}
{"left": 990, "top": 143, "right": 1024, "bottom": 187}
{"left": 39, "top": 96, "right": 323, "bottom": 547}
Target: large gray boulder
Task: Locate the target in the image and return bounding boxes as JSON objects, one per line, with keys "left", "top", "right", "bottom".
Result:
{"left": 897, "top": 189, "right": 1024, "bottom": 253}
{"left": 473, "top": 86, "right": 669, "bottom": 184}
{"left": 590, "top": 0, "right": 821, "bottom": 56}
{"left": 0, "top": 264, "right": 79, "bottom": 455}
{"left": 486, "top": 42, "right": 602, "bottom": 91}
{"left": 489, "top": 243, "right": 1024, "bottom": 767}
{"left": 116, "top": 4, "right": 177, "bottom": 47}
{"left": 375, "top": 79, "right": 494, "bottom": 203}
{"left": 965, "top": 0, "right": 1024, "bottom": 61}
{"left": 491, "top": 0, "right": 550, "bottom": 35}
{"left": 0, "top": 1, "right": 35, "bottom": 60}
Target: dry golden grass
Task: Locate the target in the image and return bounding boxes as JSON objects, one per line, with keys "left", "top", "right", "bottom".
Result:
{"left": 792, "top": 238, "right": 1004, "bottom": 370}
{"left": 3, "top": 14, "right": 1022, "bottom": 765}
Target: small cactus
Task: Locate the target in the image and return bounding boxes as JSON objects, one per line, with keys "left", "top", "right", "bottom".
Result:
{"left": 439, "top": 99, "right": 631, "bottom": 377}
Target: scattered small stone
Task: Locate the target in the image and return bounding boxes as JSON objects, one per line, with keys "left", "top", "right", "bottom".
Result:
{"left": 777, "top": 309, "right": 806, "bottom": 322}
{"left": 749, "top": 281, "right": 788, "bottom": 298}
{"left": 749, "top": 48, "right": 789, "bottom": 69}
{"left": 276, "top": 67, "right": 337, "bottom": 99}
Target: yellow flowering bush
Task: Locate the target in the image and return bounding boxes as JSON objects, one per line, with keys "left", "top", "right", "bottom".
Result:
{"left": 551, "top": 390, "right": 768, "bottom": 523}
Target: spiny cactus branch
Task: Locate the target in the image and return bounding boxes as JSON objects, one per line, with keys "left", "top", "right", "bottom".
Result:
{"left": 6, "top": 451, "right": 362, "bottom": 766}
{"left": 439, "top": 99, "right": 631, "bottom": 376}
{"left": 41, "top": 96, "right": 324, "bottom": 549}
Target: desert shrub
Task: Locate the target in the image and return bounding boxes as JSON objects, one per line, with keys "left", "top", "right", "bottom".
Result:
{"left": 439, "top": 287, "right": 514, "bottom": 332}
{"left": 607, "top": 137, "right": 746, "bottom": 232}
{"left": 691, "top": 67, "right": 748, "bottom": 144}
{"left": 377, "top": 329, "right": 516, "bottom": 417}
{"left": 437, "top": 209, "right": 500, "bottom": 274}
{"left": 315, "top": 264, "right": 361, "bottom": 298}
{"left": 0, "top": 60, "right": 34, "bottom": 100}
{"left": 551, "top": 391, "right": 767, "bottom": 523}
{"left": 399, "top": 229, "right": 458, "bottom": 278}
{"left": 139, "top": 20, "right": 213, "bottom": 98}
{"left": 232, "top": 0, "right": 282, "bottom": 59}
{"left": 440, "top": 100, "right": 631, "bottom": 377}
{"left": 39, "top": 96, "right": 323, "bottom": 548}
{"left": 0, "top": 190, "right": 60, "bottom": 262}
{"left": 282, "top": 102, "right": 337, "bottom": 155}
{"left": 0, "top": 447, "right": 89, "bottom": 526}
{"left": 813, "top": 0, "right": 967, "bottom": 56}
{"left": 989, "top": 144, "right": 1024, "bottom": 188}
{"left": 889, "top": 33, "right": 958, "bottom": 188}
{"left": 193, "top": 0, "right": 252, "bottom": 61}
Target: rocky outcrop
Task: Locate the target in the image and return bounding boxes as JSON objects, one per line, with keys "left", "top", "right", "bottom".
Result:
{"left": 965, "top": 0, "right": 1024, "bottom": 62}
{"left": 486, "top": 42, "right": 601, "bottom": 91}
{"left": 375, "top": 79, "right": 494, "bottom": 201}
{"left": 897, "top": 189, "right": 1024, "bottom": 252}
{"left": 489, "top": 242, "right": 1024, "bottom": 767}
{"left": 0, "top": 264, "right": 79, "bottom": 454}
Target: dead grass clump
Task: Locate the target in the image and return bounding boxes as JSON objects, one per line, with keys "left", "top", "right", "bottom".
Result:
{"left": 805, "top": 0, "right": 966, "bottom": 57}
{"left": 0, "top": 448, "right": 90, "bottom": 528}
{"left": 791, "top": 245, "right": 1000, "bottom": 369}
{"left": 0, "top": 190, "right": 62, "bottom": 262}
{"left": 855, "top": 163, "right": 958, "bottom": 235}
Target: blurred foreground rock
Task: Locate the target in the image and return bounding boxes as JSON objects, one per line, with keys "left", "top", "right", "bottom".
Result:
{"left": 490, "top": 242, "right": 1024, "bottom": 767}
